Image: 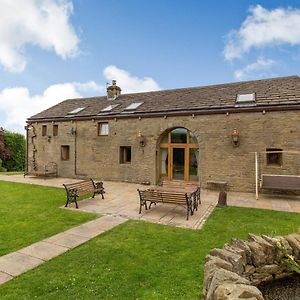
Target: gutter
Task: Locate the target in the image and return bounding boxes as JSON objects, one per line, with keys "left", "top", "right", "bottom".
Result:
{"left": 26, "top": 103, "right": 300, "bottom": 124}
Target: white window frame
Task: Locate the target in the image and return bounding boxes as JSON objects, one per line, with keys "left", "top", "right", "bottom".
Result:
{"left": 98, "top": 122, "right": 109, "bottom": 136}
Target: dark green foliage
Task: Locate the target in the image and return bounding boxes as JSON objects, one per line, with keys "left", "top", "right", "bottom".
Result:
{"left": 0, "top": 159, "right": 6, "bottom": 172}
{"left": 2, "top": 131, "right": 26, "bottom": 171}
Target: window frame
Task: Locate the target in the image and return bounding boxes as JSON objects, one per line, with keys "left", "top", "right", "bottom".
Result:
{"left": 98, "top": 122, "right": 109, "bottom": 136}
{"left": 120, "top": 146, "right": 132, "bottom": 164}
{"left": 53, "top": 124, "right": 58, "bottom": 136}
{"left": 61, "top": 145, "right": 70, "bottom": 161}
{"left": 42, "top": 125, "right": 47, "bottom": 137}
{"left": 266, "top": 148, "right": 283, "bottom": 166}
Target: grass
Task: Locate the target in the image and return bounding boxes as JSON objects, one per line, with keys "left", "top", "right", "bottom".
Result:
{"left": 0, "top": 181, "right": 97, "bottom": 256}
{"left": 0, "top": 206, "right": 299, "bottom": 299}
{"left": 0, "top": 171, "right": 23, "bottom": 175}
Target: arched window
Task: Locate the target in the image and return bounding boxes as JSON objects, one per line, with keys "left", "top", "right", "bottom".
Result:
{"left": 159, "top": 128, "right": 199, "bottom": 182}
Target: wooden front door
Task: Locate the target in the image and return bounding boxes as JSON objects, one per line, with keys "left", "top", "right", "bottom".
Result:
{"left": 159, "top": 128, "right": 199, "bottom": 182}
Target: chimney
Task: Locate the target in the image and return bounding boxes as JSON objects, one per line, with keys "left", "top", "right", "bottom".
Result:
{"left": 107, "top": 80, "right": 121, "bottom": 100}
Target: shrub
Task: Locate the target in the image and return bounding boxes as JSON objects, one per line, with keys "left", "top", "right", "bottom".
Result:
{"left": 2, "top": 131, "right": 25, "bottom": 171}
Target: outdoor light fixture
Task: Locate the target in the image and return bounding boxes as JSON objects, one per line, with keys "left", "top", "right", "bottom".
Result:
{"left": 70, "top": 127, "right": 76, "bottom": 135}
{"left": 137, "top": 131, "right": 146, "bottom": 147}
{"left": 231, "top": 128, "right": 240, "bottom": 147}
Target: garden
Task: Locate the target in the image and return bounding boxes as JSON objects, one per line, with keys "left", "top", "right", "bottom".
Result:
{"left": 0, "top": 180, "right": 299, "bottom": 299}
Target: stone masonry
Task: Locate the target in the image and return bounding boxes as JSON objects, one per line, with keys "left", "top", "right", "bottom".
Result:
{"left": 203, "top": 233, "right": 300, "bottom": 300}
{"left": 27, "top": 109, "right": 300, "bottom": 192}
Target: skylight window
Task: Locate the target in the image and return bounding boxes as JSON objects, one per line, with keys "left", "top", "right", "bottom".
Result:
{"left": 67, "top": 107, "right": 86, "bottom": 114}
{"left": 236, "top": 93, "right": 255, "bottom": 103}
{"left": 101, "top": 104, "right": 119, "bottom": 112}
{"left": 125, "top": 102, "right": 143, "bottom": 110}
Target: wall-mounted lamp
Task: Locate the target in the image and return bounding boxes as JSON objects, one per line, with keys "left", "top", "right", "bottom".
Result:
{"left": 137, "top": 131, "right": 146, "bottom": 147}
{"left": 70, "top": 127, "right": 76, "bottom": 135}
{"left": 47, "top": 135, "right": 51, "bottom": 143}
{"left": 231, "top": 128, "right": 240, "bottom": 147}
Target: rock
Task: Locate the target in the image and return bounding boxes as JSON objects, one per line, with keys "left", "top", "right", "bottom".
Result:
{"left": 209, "top": 248, "right": 244, "bottom": 275}
{"left": 285, "top": 234, "right": 300, "bottom": 258}
{"left": 224, "top": 244, "right": 247, "bottom": 267}
{"left": 203, "top": 256, "right": 234, "bottom": 296}
{"left": 244, "top": 264, "right": 256, "bottom": 276}
{"left": 231, "top": 239, "right": 252, "bottom": 265}
{"left": 256, "top": 264, "right": 281, "bottom": 275}
{"left": 206, "top": 269, "right": 249, "bottom": 300}
{"left": 248, "top": 234, "right": 275, "bottom": 263}
{"left": 214, "top": 283, "right": 264, "bottom": 300}
{"left": 247, "top": 241, "right": 267, "bottom": 267}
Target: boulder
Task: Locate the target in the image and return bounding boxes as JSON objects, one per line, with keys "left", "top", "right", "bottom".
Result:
{"left": 214, "top": 283, "right": 264, "bottom": 300}
{"left": 203, "top": 256, "right": 234, "bottom": 296}
{"left": 209, "top": 248, "right": 244, "bottom": 275}
{"left": 206, "top": 269, "right": 249, "bottom": 300}
{"left": 285, "top": 234, "right": 300, "bottom": 258}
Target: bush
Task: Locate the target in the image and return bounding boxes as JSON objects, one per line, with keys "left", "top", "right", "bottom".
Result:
{"left": 2, "top": 131, "right": 25, "bottom": 171}
{"left": 0, "top": 159, "right": 7, "bottom": 172}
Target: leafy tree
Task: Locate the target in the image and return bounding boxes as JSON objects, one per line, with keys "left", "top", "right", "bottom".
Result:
{"left": 1, "top": 129, "right": 25, "bottom": 171}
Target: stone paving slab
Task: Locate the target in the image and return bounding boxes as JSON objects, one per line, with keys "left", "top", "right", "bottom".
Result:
{"left": 46, "top": 233, "right": 90, "bottom": 249}
{"left": 0, "top": 272, "right": 13, "bottom": 284}
{"left": 18, "top": 241, "right": 68, "bottom": 261}
{"left": 0, "top": 252, "right": 43, "bottom": 277}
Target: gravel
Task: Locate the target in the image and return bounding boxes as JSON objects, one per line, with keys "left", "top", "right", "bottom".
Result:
{"left": 258, "top": 275, "right": 300, "bottom": 300}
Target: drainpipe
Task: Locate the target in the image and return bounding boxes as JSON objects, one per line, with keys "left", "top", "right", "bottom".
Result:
{"left": 25, "top": 125, "right": 29, "bottom": 177}
{"left": 74, "top": 121, "right": 77, "bottom": 175}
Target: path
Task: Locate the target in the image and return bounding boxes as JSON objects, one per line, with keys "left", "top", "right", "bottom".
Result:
{"left": 0, "top": 215, "right": 127, "bottom": 285}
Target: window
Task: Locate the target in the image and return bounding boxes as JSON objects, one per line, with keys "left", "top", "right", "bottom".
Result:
{"left": 98, "top": 122, "right": 109, "bottom": 136}
{"left": 124, "top": 102, "right": 143, "bottom": 110}
{"left": 53, "top": 125, "right": 58, "bottom": 136}
{"left": 42, "top": 125, "right": 47, "bottom": 136}
{"left": 266, "top": 148, "right": 283, "bottom": 166}
{"left": 67, "top": 107, "right": 86, "bottom": 114}
{"left": 101, "top": 104, "right": 119, "bottom": 112}
{"left": 61, "top": 145, "right": 70, "bottom": 161}
{"left": 120, "top": 146, "right": 131, "bottom": 164}
{"left": 235, "top": 93, "right": 256, "bottom": 107}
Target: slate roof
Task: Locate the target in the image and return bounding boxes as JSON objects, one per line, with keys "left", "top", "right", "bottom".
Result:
{"left": 28, "top": 76, "right": 300, "bottom": 121}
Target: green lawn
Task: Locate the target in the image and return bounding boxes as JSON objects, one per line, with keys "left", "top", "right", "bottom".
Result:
{"left": 0, "top": 181, "right": 97, "bottom": 256}
{"left": 0, "top": 206, "right": 299, "bottom": 299}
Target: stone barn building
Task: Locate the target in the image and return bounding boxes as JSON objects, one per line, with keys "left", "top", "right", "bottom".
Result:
{"left": 26, "top": 76, "right": 300, "bottom": 192}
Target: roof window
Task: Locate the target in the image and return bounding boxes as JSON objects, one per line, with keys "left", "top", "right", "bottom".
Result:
{"left": 236, "top": 93, "right": 255, "bottom": 102}
{"left": 124, "top": 102, "right": 143, "bottom": 110}
{"left": 67, "top": 107, "right": 86, "bottom": 114}
{"left": 235, "top": 93, "right": 256, "bottom": 107}
{"left": 101, "top": 104, "right": 119, "bottom": 112}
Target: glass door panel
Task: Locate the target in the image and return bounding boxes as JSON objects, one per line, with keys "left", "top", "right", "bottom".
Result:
{"left": 160, "top": 148, "right": 169, "bottom": 177}
{"left": 172, "top": 148, "right": 185, "bottom": 180}
{"left": 189, "top": 148, "right": 199, "bottom": 181}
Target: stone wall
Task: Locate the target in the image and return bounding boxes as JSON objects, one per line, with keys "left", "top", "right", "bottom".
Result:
{"left": 27, "top": 109, "right": 300, "bottom": 192}
{"left": 203, "top": 233, "right": 300, "bottom": 300}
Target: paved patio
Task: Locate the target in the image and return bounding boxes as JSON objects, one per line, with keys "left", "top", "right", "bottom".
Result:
{"left": 1, "top": 175, "right": 300, "bottom": 229}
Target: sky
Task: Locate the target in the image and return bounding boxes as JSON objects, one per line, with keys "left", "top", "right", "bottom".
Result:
{"left": 1, "top": 0, "right": 300, "bottom": 133}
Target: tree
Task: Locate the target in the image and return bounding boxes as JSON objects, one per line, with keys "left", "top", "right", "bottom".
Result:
{"left": 0, "top": 128, "right": 25, "bottom": 171}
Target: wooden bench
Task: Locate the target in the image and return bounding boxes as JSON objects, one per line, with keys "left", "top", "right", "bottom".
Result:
{"left": 137, "top": 186, "right": 201, "bottom": 220}
{"left": 26, "top": 162, "right": 58, "bottom": 178}
{"left": 260, "top": 174, "right": 300, "bottom": 192}
{"left": 63, "top": 178, "right": 105, "bottom": 208}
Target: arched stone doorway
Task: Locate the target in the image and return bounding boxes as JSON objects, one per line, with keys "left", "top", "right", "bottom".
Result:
{"left": 158, "top": 127, "right": 199, "bottom": 182}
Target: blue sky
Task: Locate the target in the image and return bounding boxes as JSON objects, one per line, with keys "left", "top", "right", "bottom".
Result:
{"left": 1, "top": 0, "right": 300, "bottom": 132}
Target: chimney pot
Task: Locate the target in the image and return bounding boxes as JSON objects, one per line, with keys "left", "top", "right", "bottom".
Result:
{"left": 107, "top": 80, "right": 121, "bottom": 100}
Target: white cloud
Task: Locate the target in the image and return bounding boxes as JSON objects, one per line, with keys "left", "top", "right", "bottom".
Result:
{"left": 234, "top": 57, "right": 275, "bottom": 80}
{"left": 0, "top": 0, "right": 79, "bottom": 72}
{"left": 103, "top": 65, "right": 160, "bottom": 93}
{"left": 0, "top": 65, "right": 160, "bottom": 133}
{"left": 0, "top": 80, "right": 100, "bottom": 133}
{"left": 224, "top": 5, "right": 300, "bottom": 60}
